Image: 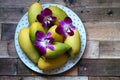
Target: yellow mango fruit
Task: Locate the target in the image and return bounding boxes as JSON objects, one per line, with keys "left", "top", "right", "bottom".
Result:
{"left": 48, "top": 6, "right": 67, "bottom": 25}
{"left": 48, "top": 25, "right": 63, "bottom": 42}
{"left": 18, "top": 27, "right": 40, "bottom": 64}
{"left": 28, "top": 2, "right": 43, "bottom": 25}
{"left": 38, "top": 54, "right": 68, "bottom": 70}
{"left": 64, "top": 29, "right": 81, "bottom": 58}
{"left": 29, "top": 22, "right": 45, "bottom": 43}
{"left": 45, "top": 42, "right": 71, "bottom": 59}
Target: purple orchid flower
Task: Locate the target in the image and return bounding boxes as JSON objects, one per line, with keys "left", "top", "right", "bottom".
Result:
{"left": 34, "top": 31, "right": 54, "bottom": 55}
{"left": 37, "top": 8, "right": 56, "bottom": 28}
{"left": 56, "top": 17, "right": 76, "bottom": 38}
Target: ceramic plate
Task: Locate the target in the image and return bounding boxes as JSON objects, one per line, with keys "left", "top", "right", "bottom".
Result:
{"left": 14, "top": 4, "right": 86, "bottom": 75}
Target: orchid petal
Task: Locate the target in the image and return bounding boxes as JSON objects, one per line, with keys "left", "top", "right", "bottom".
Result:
{"left": 63, "top": 32, "right": 68, "bottom": 39}
{"left": 56, "top": 25, "right": 64, "bottom": 34}
{"left": 34, "top": 41, "right": 40, "bottom": 46}
{"left": 41, "top": 8, "right": 52, "bottom": 16}
{"left": 59, "top": 20, "right": 65, "bottom": 28}
{"left": 47, "top": 21, "right": 54, "bottom": 27}
{"left": 67, "top": 28, "right": 74, "bottom": 36}
{"left": 36, "top": 31, "right": 44, "bottom": 41}
{"left": 47, "top": 45, "right": 54, "bottom": 50}
{"left": 38, "top": 45, "right": 46, "bottom": 54}
{"left": 47, "top": 37, "right": 54, "bottom": 44}
{"left": 42, "top": 21, "right": 48, "bottom": 27}
{"left": 37, "top": 15, "right": 44, "bottom": 22}
{"left": 70, "top": 26, "right": 76, "bottom": 30}
{"left": 50, "top": 16, "right": 56, "bottom": 21}
{"left": 45, "top": 32, "right": 52, "bottom": 38}
{"left": 64, "top": 17, "right": 72, "bottom": 24}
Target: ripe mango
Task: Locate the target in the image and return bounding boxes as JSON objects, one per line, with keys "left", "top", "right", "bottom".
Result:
{"left": 48, "top": 6, "right": 67, "bottom": 25}
{"left": 45, "top": 42, "right": 71, "bottom": 59}
{"left": 28, "top": 2, "right": 43, "bottom": 25}
{"left": 48, "top": 25, "right": 63, "bottom": 42}
{"left": 64, "top": 29, "right": 81, "bottom": 58}
{"left": 29, "top": 22, "right": 45, "bottom": 43}
{"left": 38, "top": 54, "right": 68, "bottom": 70}
{"left": 18, "top": 27, "right": 40, "bottom": 64}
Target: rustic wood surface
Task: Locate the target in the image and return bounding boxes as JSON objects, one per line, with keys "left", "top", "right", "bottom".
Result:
{"left": 0, "top": 0, "right": 120, "bottom": 80}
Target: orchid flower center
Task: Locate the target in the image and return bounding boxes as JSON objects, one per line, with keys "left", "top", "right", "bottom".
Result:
{"left": 37, "top": 8, "right": 56, "bottom": 27}
{"left": 64, "top": 24, "right": 71, "bottom": 32}
{"left": 40, "top": 41, "right": 46, "bottom": 47}
{"left": 44, "top": 16, "right": 52, "bottom": 23}
{"left": 34, "top": 31, "right": 54, "bottom": 55}
{"left": 40, "top": 39, "right": 50, "bottom": 47}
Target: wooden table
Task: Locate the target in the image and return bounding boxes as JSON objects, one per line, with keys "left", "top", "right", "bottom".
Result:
{"left": 0, "top": 0, "right": 120, "bottom": 80}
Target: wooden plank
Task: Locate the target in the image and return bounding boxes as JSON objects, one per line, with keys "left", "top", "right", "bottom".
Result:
{"left": 85, "top": 22, "right": 120, "bottom": 41}
{"left": 0, "top": 76, "right": 20, "bottom": 80}
{"left": 1, "top": 0, "right": 120, "bottom": 9}
{"left": 72, "top": 7, "right": 120, "bottom": 22}
{"left": 0, "top": 0, "right": 65, "bottom": 8}
{"left": 0, "top": 7, "right": 120, "bottom": 22}
{"left": 22, "top": 76, "right": 88, "bottom": 80}
{"left": 1, "top": 2, "right": 120, "bottom": 22}
{"left": 0, "top": 76, "right": 88, "bottom": 80}
{"left": 0, "top": 8, "right": 27, "bottom": 23}
{"left": 17, "top": 59, "right": 36, "bottom": 75}
{"left": 89, "top": 77, "right": 120, "bottom": 80}
{"left": 1, "top": 23, "right": 17, "bottom": 40}
{"left": 78, "top": 59, "right": 120, "bottom": 76}
{"left": 73, "top": 0, "right": 120, "bottom": 8}
{"left": 0, "top": 23, "right": 1, "bottom": 40}
{"left": 60, "top": 64, "right": 78, "bottom": 76}
{"left": 100, "top": 41, "right": 120, "bottom": 58}
{"left": 83, "top": 41, "right": 99, "bottom": 59}
{"left": 7, "top": 40, "right": 18, "bottom": 58}
{"left": 0, "top": 0, "right": 35, "bottom": 8}
{"left": 0, "top": 58, "right": 17, "bottom": 75}
{"left": 0, "top": 41, "right": 9, "bottom": 58}
{"left": 0, "top": 0, "right": 65, "bottom": 22}
{"left": 0, "top": 41, "right": 17, "bottom": 58}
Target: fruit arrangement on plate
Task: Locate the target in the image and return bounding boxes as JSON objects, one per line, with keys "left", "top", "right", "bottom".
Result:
{"left": 18, "top": 1, "right": 81, "bottom": 71}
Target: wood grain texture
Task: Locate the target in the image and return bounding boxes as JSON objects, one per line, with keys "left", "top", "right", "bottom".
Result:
{"left": 0, "top": 41, "right": 9, "bottom": 58}
{"left": 0, "top": 58, "right": 17, "bottom": 75}
{"left": 1, "top": 23, "right": 17, "bottom": 40}
{"left": 0, "top": 76, "right": 88, "bottom": 80}
{"left": 0, "top": 76, "right": 20, "bottom": 80}
{"left": 73, "top": 0, "right": 120, "bottom": 8}
{"left": 89, "top": 77, "right": 120, "bottom": 80}
{"left": 0, "top": 0, "right": 65, "bottom": 8}
{"left": 100, "top": 41, "right": 120, "bottom": 58}
{"left": 79, "top": 59, "right": 120, "bottom": 76}
{"left": 70, "top": 7, "right": 120, "bottom": 22}
{"left": 59, "top": 64, "right": 78, "bottom": 76}
{"left": 85, "top": 22, "right": 120, "bottom": 41}
{"left": 22, "top": 76, "right": 88, "bottom": 80}
{"left": 17, "top": 59, "right": 37, "bottom": 75}
{"left": 0, "top": 41, "right": 17, "bottom": 58}
{"left": 83, "top": 41, "right": 99, "bottom": 59}
{"left": 0, "top": 8, "right": 26, "bottom": 23}
{"left": 0, "top": 23, "right": 1, "bottom": 40}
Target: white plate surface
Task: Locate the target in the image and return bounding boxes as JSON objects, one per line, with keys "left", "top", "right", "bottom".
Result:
{"left": 14, "top": 4, "right": 86, "bottom": 75}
